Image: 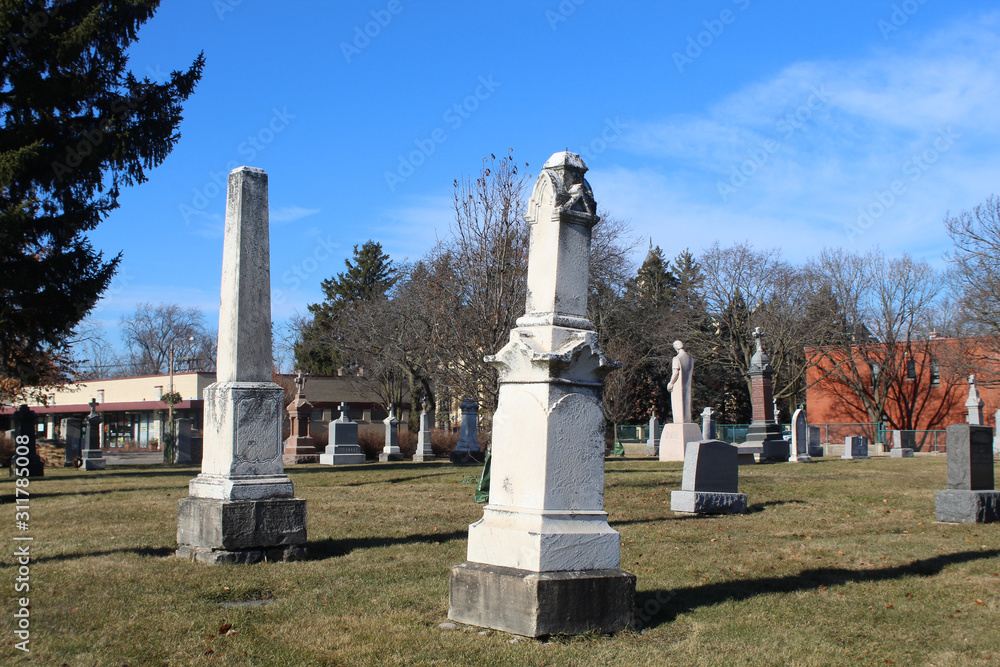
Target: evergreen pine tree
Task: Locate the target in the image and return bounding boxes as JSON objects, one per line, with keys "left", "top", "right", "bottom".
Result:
{"left": 0, "top": 1, "right": 204, "bottom": 388}
{"left": 295, "top": 240, "right": 397, "bottom": 373}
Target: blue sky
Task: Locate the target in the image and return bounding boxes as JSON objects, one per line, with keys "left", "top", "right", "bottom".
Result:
{"left": 88, "top": 0, "right": 1000, "bottom": 349}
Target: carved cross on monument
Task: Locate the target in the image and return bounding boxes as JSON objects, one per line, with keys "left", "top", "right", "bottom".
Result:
{"left": 88, "top": 397, "right": 99, "bottom": 415}
{"left": 293, "top": 370, "right": 307, "bottom": 396}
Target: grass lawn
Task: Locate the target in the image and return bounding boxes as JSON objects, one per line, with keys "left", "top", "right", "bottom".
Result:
{"left": 3, "top": 455, "right": 999, "bottom": 666}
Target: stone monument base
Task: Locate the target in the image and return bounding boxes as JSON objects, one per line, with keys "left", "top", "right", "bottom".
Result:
{"left": 450, "top": 450, "right": 485, "bottom": 464}
{"left": 670, "top": 490, "right": 747, "bottom": 514}
{"left": 80, "top": 452, "right": 106, "bottom": 471}
{"left": 282, "top": 438, "right": 319, "bottom": 465}
{"left": 379, "top": 451, "right": 404, "bottom": 462}
{"left": 413, "top": 449, "right": 436, "bottom": 462}
{"left": 736, "top": 444, "right": 762, "bottom": 465}
{"left": 319, "top": 446, "right": 365, "bottom": 465}
{"left": 760, "top": 440, "right": 790, "bottom": 462}
{"left": 788, "top": 453, "right": 813, "bottom": 463}
{"left": 934, "top": 490, "right": 1000, "bottom": 523}
{"left": 890, "top": 448, "right": 914, "bottom": 458}
{"left": 658, "top": 423, "right": 702, "bottom": 462}
{"left": 841, "top": 453, "right": 870, "bottom": 460}
{"left": 448, "top": 561, "right": 635, "bottom": 637}
{"left": 176, "top": 497, "right": 307, "bottom": 564}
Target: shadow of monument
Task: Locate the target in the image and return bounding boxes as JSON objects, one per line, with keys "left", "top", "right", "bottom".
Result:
{"left": 337, "top": 471, "right": 457, "bottom": 487}
{"left": 306, "top": 529, "right": 468, "bottom": 561}
{"left": 745, "top": 499, "right": 808, "bottom": 514}
{"left": 634, "top": 549, "right": 1000, "bottom": 630}
{"left": 0, "top": 546, "right": 177, "bottom": 568}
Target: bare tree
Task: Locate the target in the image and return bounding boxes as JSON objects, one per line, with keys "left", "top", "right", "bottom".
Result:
{"left": 70, "top": 319, "right": 127, "bottom": 380}
{"left": 696, "top": 242, "right": 816, "bottom": 411}
{"left": 120, "top": 303, "right": 215, "bottom": 376}
{"left": 804, "top": 249, "right": 950, "bottom": 428}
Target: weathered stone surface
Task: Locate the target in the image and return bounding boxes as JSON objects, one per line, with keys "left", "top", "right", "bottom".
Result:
{"left": 177, "top": 497, "right": 306, "bottom": 551}
{"left": 841, "top": 436, "right": 870, "bottom": 460}
{"left": 668, "top": 341, "right": 693, "bottom": 424}
{"left": 414, "top": 404, "right": 435, "bottom": 461}
{"left": 934, "top": 490, "right": 1000, "bottom": 523}
{"left": 453, "top": 152, "right": 631, "bottom": 634}
{"left": 61, "top": 417, "right": 82, "bottom": 466}
{"left": 448, "top": 561, "right": 635, "bottom": 637}
{"left": 670, "top": 490, "right": 747, "bottom": 514}
{"left": 890, "top": 448, "right": 914, "bottom": 458}
{"left": 451, "top": 398, "right": 481, "bottom": 463}
{"left": 946, "top": 424, "right": 994, "bottom": 490}
{"left": 176, "top": 544, "right": 307, "bottom": 564}
{"left": 736, "top": 443, "right": 762, "bottom": 465}
{"left": 761, "top": 439, "right": 791, "bottom": 462}
{"left": 175, "top": 418, "right": 194, "bottom": 464}
{"left": 12, "top": 405, "right": 44, "bottom": 476}
{"left": 81, "top": 400, "right": 105, "bottom": 471}
{"left": 658, "top": 423, "right": 702, "bottom": 462}
{"left": 788, "top": 408, "right": 811, "bottom": 462}
{"left": 807, "top": 426, "right": 823, "bottom": 457}
{"left": 178, "top": 167, "right": 305, "bottom": 564}
{"left": 645, "top": 413, "right": 660, "bottom": 457}
{"left": 681, "top": 440, "right": 738, "bottom": 493}
{"left": 320, "top": 403, "right": 365, "bottom": 465}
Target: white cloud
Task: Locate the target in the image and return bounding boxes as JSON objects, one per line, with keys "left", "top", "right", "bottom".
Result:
{"left": 605, "top": 11, "right": 1000, "bottom": 267}
{"left": 270, "top": 205, "right": 321, "bottom": 225}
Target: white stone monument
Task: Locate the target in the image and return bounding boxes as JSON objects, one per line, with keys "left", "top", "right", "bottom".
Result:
{"left": 413, "top": 402, "right": 435, "bottom": 462}
{"left": 176, "top": 167, "right": 306, "bottom": 564}
{"left": 967, "top": 375, "right": 985, "bottom": 425}
{"left": 701, "top": 406, "right": 716, "bottom": 441}
{"left": 448, "top": 151, "right": 634, "bottom": 637}
{"left": 319, "top": 403, "right": 365, "bottom": 465}
{"left": 659, "top": 341, "right": 701, "bottom": 462}
{"left": 645, "top": 412, "right": 660, "bottom": 457}
{"left": 994, "top": 410, "right": 1000, "bottom": 458}
{"left": 379, "top": 405, "right": 403, "bottom": 462}
{"left": 787, "top": 408, "right": 811, "bottom": 462}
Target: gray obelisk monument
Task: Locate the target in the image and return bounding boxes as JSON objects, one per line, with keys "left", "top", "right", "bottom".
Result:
{"left": 176, "top": 167, "right": 307, "bottom": 564}
{"left": 448, "top": 151, "right": 635, "bottom": 637}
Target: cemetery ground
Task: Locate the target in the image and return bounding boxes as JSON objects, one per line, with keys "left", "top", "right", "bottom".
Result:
{"left": 4, "top": 457, "right": 999, "bottom": 666}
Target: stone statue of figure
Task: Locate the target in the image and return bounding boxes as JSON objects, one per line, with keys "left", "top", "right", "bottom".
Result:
{"left": 667, "top": 340, "right": 693, "bottom": 424}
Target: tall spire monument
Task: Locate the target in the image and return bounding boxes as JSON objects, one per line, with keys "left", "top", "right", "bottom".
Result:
{"left": 448, "top": 152, "right": 635, "bottom": 637}
{"left": 176, "top": 167, "right": 307, "bottom": 564}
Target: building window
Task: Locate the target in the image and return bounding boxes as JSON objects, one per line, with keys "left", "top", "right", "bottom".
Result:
{"left": 906, "top": 359, "right": 916, "bottom": 379}
{"left": 930, "top": 358, "right": 940, "bottom": 386}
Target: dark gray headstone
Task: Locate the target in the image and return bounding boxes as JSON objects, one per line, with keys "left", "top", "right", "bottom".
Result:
{"left": 61, "top": 417, "right": 82, "bottom": 467}
{"left": 174, "top": 418, "right": 194, "bottom": 464}
{"left": 12, "top": 405, "right": 44, "bottom": 477}
{"left": 946, "top": 424, "right": 994, "bottom": 491}
{"left": 671, "top": 439, "right": 747, "bottom": 514}
{"left": 807, "top": 426, "right": 823, "bottom": 457}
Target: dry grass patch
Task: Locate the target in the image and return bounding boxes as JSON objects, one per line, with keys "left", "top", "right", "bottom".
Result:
{"left": 2, "top": 456, "right": 998, "bottom": 665}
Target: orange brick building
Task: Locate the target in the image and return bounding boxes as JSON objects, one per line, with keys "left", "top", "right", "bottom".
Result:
{"left": 805, "top": 335, "right": 1000, "bottom": 445}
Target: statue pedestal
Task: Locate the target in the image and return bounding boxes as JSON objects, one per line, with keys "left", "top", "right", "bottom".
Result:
{"left": 658, "top": 423, "right": 702, "bottom": 462}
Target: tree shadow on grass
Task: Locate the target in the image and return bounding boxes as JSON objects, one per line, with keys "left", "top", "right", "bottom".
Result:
{"left": 288, "top": 461, "right": 455, "bottom": 474}
{"left": 306, "top": 529, "right": 467, "bottom": 561}
{"left": 16, "top": 486, "right": 180, "bottom": 500}
{"left": 634, "top": 548, "right": 1000, "bottom": 630}
{"left": 337, "top": 471, "right": 456, "bottom": 487}
{"left": 611, "top": 515, "right": 707, "bottom": 527}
